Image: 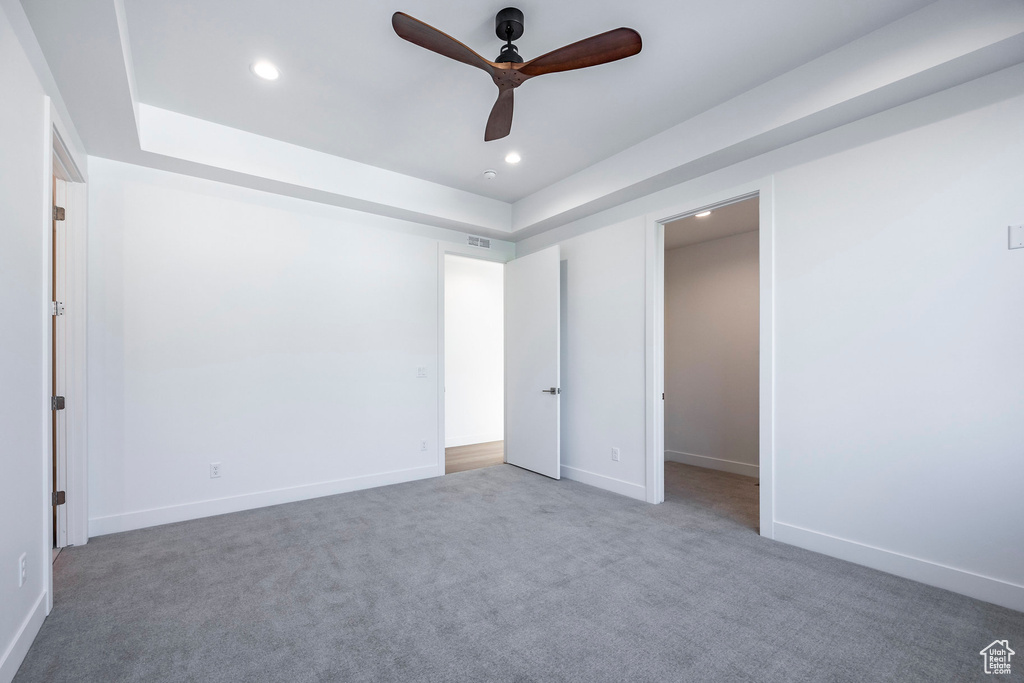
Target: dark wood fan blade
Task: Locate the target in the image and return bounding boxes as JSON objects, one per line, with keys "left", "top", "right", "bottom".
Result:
{"left": 392, "top": 12, "right": 496, "bottom": 75}
{"left": 517, "top": 28, "right": 641, "bottom": 77}
{"left": 484, "top": 88, "right": 514, "bottom": 141}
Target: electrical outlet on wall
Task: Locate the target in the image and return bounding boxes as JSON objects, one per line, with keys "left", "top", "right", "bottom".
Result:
{"left": 611, "top": 447, "right": 620, "bottom": 462}
{"left": 416, "top": 366, "right": 428, "bottom": 378}
{"left": 420, "top": 439, "right": 428, "bottom": 452}
{"left": 1010, "top": 225, "right": 1024, "bottom": 249}
{"left": 210, "top": 462, "right": 222, "bottom": 478}
{"left": 18, "top": 553, "right": 27, "bottom": 587}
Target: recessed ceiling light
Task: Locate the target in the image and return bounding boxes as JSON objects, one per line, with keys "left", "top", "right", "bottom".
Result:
{"left": 695, "top": 210, "right": 712, "bottom": 218}
{"left": 504, "top": 152, "right": 521, "bottom": 164}
{"left": 483, "top": 169, "right": 497, "bottom": 180}
{"left": 251, "top": 60, "right": 280, "bottom": 81}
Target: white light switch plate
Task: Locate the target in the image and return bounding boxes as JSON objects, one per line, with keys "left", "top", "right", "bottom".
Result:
{"left": 1010, "top": 225, "right": 1024, "bottom": 249}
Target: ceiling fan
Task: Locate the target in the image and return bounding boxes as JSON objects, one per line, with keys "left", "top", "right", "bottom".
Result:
{"left": 392, "top": 8, "right": 642, "bottom": 142}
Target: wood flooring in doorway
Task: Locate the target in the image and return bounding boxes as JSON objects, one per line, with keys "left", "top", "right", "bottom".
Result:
{"left": 445, "top": 441, "right": 503, "bottom": 474}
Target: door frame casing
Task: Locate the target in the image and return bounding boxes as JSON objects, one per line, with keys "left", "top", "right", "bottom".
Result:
{"left": 436, "top": 242, "right": 514, "bottom": 477}
{"left": 50, "top": 137, "right": 87, "bottom": 550}
{"left": 644, "top": 177, "right": 775, "bottom": 539}
{"left": 42, "top": 101, "right": 88, "bottom": 621}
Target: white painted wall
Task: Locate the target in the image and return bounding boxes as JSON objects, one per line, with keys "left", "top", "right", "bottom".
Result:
{"left": 443, "top": 255, "right": 503, "bottom": 448}
{"left": 0, "top": 5, "right": 52, "bottom": 680}
{"left": 769, "top": 95, "right": 1024, "bottom": 604}
{"left": 519, "top": 65, "right": 1024, "bottom": 610}
{"left": 664, "top": 231, "right": 760, "bottom": 477}
{"left": 558, "top": 219, "right": 649, "bottom": 500}
{"left": 86, "top": 158, "right": 513, "bottom": 536}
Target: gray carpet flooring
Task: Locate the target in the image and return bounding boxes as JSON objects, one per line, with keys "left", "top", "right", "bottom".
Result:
{"left": 15, "top": 463, "right": 1023, "bottom": 682}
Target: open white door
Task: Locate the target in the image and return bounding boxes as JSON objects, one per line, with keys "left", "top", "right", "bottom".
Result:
{"left": 504, "top": 245, "right": 561, "bottom": 479}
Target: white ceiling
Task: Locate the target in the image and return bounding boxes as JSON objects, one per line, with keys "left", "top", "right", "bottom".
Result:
{"left": 118, "top": 0, "right": 931, "bottom": 203}
{"left": 665, "top": 197, "right": 758, "bottom": 250}
{"left": 20, "top": 0, "right": 1024, "bottom": 237}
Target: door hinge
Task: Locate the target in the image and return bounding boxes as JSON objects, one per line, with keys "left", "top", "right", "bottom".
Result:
{"left": 52, "top": 490, "right": 66, "bottom": 506}
{"left": 51, "top": 301, "right": 65, "bottom": 316}
{"left": 51, "top": 396, "right": 65, "bottom": 410}
{"left": 662, "top": 392, "right": 665, "bottom": 400}
{"left": 53, "top": 206, "right": 65, "bottom": 221}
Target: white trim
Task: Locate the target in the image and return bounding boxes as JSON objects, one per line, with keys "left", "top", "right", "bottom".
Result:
{"left": 37, "top": 103, "right": 90, "bottom": 626}
{"left": 88, "top": 465, "right": 437, "bottom": 537}
{"left": 0, "top": 591, "right": 47, "bottom": 683}
{"left": 48, "top": 112, "right": 89, "bottom": 552}
{"left": 655, "top": 224, "right": 664, "bottom": 504}
{"left": 438, "top": 240, "right": 514, "bottom": 267}
{"left": 757, "top": 180, "right": 776, "bottom": 539}
{"left": 436, "top": 243, "right": 446, "bottom": 478}
{"left": 665, "top": 451, "right": 759, "bottom": 479}
{"left": 560, "top": 465, "right": 647, "bottom": 501}
{"left": 774, "top": 522, "right": 1024, "bottom": 613}
{"left": 646, "top": 180, "right": 775, "bottom": 538}
{"left": 40, "top": 103, "right": 54, "bottom": 616}
{"left": 445, "top": 433, "right": 504, "bottom": 449}
{"left": 643, "top": 219, "right": 662, "bottom": 503}
{"left": 51, "top": 127, "right": 84, "bottom": 184}
{"left": 62, "top": 181, "right": 88, "bottom": 548}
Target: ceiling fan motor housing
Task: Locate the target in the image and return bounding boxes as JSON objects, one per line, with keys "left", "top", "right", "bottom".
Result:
{"left": 495, "top": 7, "right": 525, "bottom": 63}
{"left": 495, "top": 7, "right": 524, "bottom": 41}
{"left": 496, "top": 44, "right": 523, "bottom": 63}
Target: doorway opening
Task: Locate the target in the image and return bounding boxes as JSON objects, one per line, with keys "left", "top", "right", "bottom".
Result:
{"left": 662, "top": 195, "right": 760, "bottom": 532}
{"left": 443, "top": 254, "right": 505, "bottom": 474}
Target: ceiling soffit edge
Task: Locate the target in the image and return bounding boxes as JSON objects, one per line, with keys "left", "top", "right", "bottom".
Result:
{"left": 100, "top": 0, "right": 1024, "bottom": 239}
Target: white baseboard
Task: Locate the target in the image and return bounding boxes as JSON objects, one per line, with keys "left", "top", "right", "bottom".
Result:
{"left": 774, "top": 522, "right": 1024, "bottom": 613}
{"left": 0, "top": 591, "right": 47, "bottom": 683}
{"left": 445, "top": 432, "right": 503, "bottom": 448}
{"left": 560, "top": 465, "right": 647, "bottom": 501}
{"left": 89, "top": 465, "right": 438, "bottom": 536}
{"left": 665, "top": 450, "right": 759, "bottom": 479}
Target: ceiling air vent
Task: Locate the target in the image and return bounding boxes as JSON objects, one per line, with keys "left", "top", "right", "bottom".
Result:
{"left": 467, "top": 235, "right": 491, "bottom": 249}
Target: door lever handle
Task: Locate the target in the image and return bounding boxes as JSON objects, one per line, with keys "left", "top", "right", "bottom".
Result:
{"left": 541, "top": 387, "right": 561, "bottom": 394}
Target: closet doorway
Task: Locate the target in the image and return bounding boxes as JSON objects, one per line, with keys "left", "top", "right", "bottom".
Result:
{"left": 662, "top": 196, "right": 760, "bottom": 532}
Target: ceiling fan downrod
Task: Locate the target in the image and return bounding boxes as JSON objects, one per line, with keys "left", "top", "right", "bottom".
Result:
{"left": 495, "top": 7, "right": 524, "bottom": 64}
